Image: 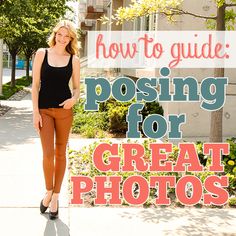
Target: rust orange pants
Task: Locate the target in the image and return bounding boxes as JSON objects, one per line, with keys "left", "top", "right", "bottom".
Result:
{"left": 39, "top": 108, "right": 73, "bottom": 193}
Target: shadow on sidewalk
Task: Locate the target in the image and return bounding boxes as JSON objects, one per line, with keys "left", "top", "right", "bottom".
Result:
{"left": 119, "top": 208, "right": 236, "bottom": 235}
{"left": 42, "top": 214, "right": 70, "bottom": 236}
{"left": 0, "top": 104, "right": 38, "bottom": 150}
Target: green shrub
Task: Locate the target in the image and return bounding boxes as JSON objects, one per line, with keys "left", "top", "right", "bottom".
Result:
{"left": 0, "top": 76, "right": 32, "bottom": 100}
{"left": 72, "top": 99, "right": 109, "bottom": 137}
{"left": 72, "top": 98, "right": 86, "bottom": 114}
{"left": 99, "top": 98, "right": 132, "bottom": 133}
{"left": 175, "top": 201, "right": 185, "bottom": 207}
{"left": 195, "top": 141, "right": 208, "bottom": 166}
{"left": 68, "top": 139, "right": 236, "bottom": 207}
{"left": 222, "top": 137, "right": 236, "bottom": 176}
{"left": 226, "top": 174, "right": 236, "bottom": 195}
{"left": 108, "top": 106, "right": 128, "bottom": 132}
{"left": 73, "top": 96, "right": 164, "bottom": 137}
{"left": 72, "top": 112, "right": 108, "bottom": 137}
{"left": 183, "top": 138, "right": 236, "bottom": 176}
{"left": 141, "top": 101, "right": 164, "bottom": 119}
{"left": 228, "top": 197, "right": 236, "bottom": 207}
{"left": 99, "top": 97, "right": 164, "bottom": 135}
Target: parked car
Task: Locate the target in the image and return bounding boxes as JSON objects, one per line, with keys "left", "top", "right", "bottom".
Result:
{"left": 16, "top": 59, "right": 25, "bottom": 69}
{"left": 15, "top": 60, "right": 32, "bottom": 70}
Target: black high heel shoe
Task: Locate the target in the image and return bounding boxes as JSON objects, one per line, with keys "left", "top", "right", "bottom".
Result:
{"left": 49, "top": 200, "right": 59, "bottom": 220}
{"left": 40, "top": 191, "right": 53, "bottom": 214}
{"left": 40, "top": 199, "right": 49, "bottom": 214}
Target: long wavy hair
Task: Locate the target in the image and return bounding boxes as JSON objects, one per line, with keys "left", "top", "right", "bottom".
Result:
{"left": 48, "top": 20, "right": 79, "bottom": 55}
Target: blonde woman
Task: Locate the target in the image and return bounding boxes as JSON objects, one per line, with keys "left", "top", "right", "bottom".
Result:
{"left": 32, "top": 20, "right": 80, "bottom": 220}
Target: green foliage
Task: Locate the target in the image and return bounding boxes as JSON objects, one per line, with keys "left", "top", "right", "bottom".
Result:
{"left": 175, "top": 200, "right": 185, "bottom": 207}
{"left": 206, "top": 18, "right": 216, "bottom": 30}
{"left": 207, "top": 8, "right": 236, "bottom": 30}
{"left": 112, "top": 0, "right": 183, "bottom": 24}
{"left": 100, "top": 97, "right": 133, "bottom": 132}
{"left": 228, "top": 197, "right": 236, "bottom": 207}
{"left": 195, "top": 141, "right": 209, "bottom": 166}
{"left": 0, "top": 0, "right": 70, "bottom": 86}
{"left": 0, "top": 76, "right": 32, "bottom": 100}
{"left": 225, "top": 9, "right": 236, "bottom": 30}
{"left": 0, "top": 1, "right": 70, "bottom": 53}
{"left": 68, "top": 138, "right": 236, "bottom": 206}
{"left": 99, "top": 97, "right": 133, "bottom": 113}
{"left": 142, "top": 101, "right": 164, "bottom": 119}
{"left": 215, "top": 0, "right": 225, "bottom": 8}
{"left": 222, "top": 137, "right": 236, "bottom": 176}
{"left": 109, "top": 0, "right": 236, "bottom": 31}
{"left": 102, "top": 97, "right": 163, "bottom": 134}
{"left": 108, "top": 106, "right": 128, "bottom": 132}
{"left": 72, "top": 97, "right": 164, "bottom": 137}
{"left": 72, "top": 99, "right": 108, "bottom": 138}
{"left": 189, "top": 139, "right": 236, "bottom": 176}
{"left": 72, "top": 99, "right": 87, "bottom": 114}
{"left": 226, "top": 174, "right": 236, "bottom": 195}
{"left": 68, "top": 138, "right": 233, "bottom": 181}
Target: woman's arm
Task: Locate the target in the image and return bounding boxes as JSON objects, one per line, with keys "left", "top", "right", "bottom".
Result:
{"left": 59, "top": 55, "right": 80, "bottom": 109}
{"left": 71, "top": 55, "right": 80, "bottom": 101}
{"left": 31, "top": 48, "right": 45, "bottom": 132}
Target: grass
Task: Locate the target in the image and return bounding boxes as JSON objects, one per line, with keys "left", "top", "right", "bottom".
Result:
{"left": 0, "top": 76, "right": 32, "bottom": 100}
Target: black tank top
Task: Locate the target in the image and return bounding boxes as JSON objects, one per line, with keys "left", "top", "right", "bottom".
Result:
{"left": 38, "top": 49, "right": 73, "bottom": 108}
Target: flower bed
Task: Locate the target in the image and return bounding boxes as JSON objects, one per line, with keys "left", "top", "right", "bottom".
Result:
{"left": 68, "top": 138, "right": 236, "bottom": 208}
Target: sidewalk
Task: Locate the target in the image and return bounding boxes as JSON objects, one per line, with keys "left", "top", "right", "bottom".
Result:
{"left": 0, "top": 93, "right": 69, "bottom": 236}
{"left": 2, "top": 68, "right": 32, "bottom": 85}
{"left": 0, "top": 93, "right": 236, "bottom": 236}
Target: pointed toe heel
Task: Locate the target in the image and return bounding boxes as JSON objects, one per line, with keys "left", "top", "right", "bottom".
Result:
{"left": 49, "top": 200, "right": 59, "bottom": 220}
{"left": 40, "top": 199, "right": 48, "bottom": 214}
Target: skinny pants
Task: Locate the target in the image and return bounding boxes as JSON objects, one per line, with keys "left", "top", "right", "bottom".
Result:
{"left": 39, "top": 108, "right": 73, "bottom": 193}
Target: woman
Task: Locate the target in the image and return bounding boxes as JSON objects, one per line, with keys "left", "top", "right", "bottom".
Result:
{"left": 31, "top": 20, "right": 80, "bottom": 220}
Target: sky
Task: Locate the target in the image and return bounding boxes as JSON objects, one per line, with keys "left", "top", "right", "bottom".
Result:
{"left": 66, "top": 1, "right": 79, "bottom": 28}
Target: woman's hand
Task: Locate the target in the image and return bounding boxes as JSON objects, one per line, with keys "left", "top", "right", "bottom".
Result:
{"left": 59, "top": 97, "right": 76, "bottom": 109}
{"left": 33, "top": 112, "right": 42, "bottom": 133}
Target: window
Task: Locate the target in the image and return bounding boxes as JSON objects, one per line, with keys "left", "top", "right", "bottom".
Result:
{"left": 133, "top": 17, "right": 141, "bottom": 31}
{"left": 133, "top": 13, "right": 158, "bottom": 31}
{"left": 106, "top": 1, "right": 111, "bottom": 31}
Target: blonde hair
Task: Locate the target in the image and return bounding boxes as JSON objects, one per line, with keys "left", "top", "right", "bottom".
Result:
{"left": 48, "top": 20, "right": 79, "bottom": 55}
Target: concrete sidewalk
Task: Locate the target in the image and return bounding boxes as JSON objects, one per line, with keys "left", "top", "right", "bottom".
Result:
{"left": 2, "top": 68, "right": 32, "bottom": 84}
{"left": 0, "top": 93, "right": 236, "bottom": 236}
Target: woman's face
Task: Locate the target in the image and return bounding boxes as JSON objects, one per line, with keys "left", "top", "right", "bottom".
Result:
{"left": 55, "top": 27, "right": 71, "bottom": 47}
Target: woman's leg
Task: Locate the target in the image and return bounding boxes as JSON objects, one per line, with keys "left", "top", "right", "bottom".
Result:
{"left": 53, "top": 109, "right": 73, "bottom": 193}
{"left": 39, "top": 109, "right": 55, "bottom": 204}
{"left": 50, "top": 108, "right": 73, "bottom": 212}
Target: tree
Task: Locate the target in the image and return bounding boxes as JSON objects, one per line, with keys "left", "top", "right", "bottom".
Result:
{"left": 20, "top": 0, "right": 69, "bottom": 81}
{"left": 109, "top": 0, "right": 236, "bottom": 142}
{"left": 21, "top": 31, "right": 47, "bottom": 81}
{"left": 0, "top": 0, "right": 69, "bottom": 85}
{"left": 0, "top": 0, "right": 26, "bottom": 87}
{"left": 5, "top": 38, "right": 22, "bottom": 88}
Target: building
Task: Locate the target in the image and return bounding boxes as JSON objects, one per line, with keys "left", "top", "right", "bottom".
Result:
{"left": 78, "top": 0, "right": 236, "bottom": 140}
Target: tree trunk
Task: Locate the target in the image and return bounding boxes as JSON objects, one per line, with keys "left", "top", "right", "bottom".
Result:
{"left": 26, "top": 56, "right": 30, "bottom": 80}
{"left": 11, "top": 53, "right": 16, "bottom": 88}
{"left": 209, "top": 4, "right": 225, "bottom": 142}
{"left": 0, "top": 39, "right": 3, "bottom": 95}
